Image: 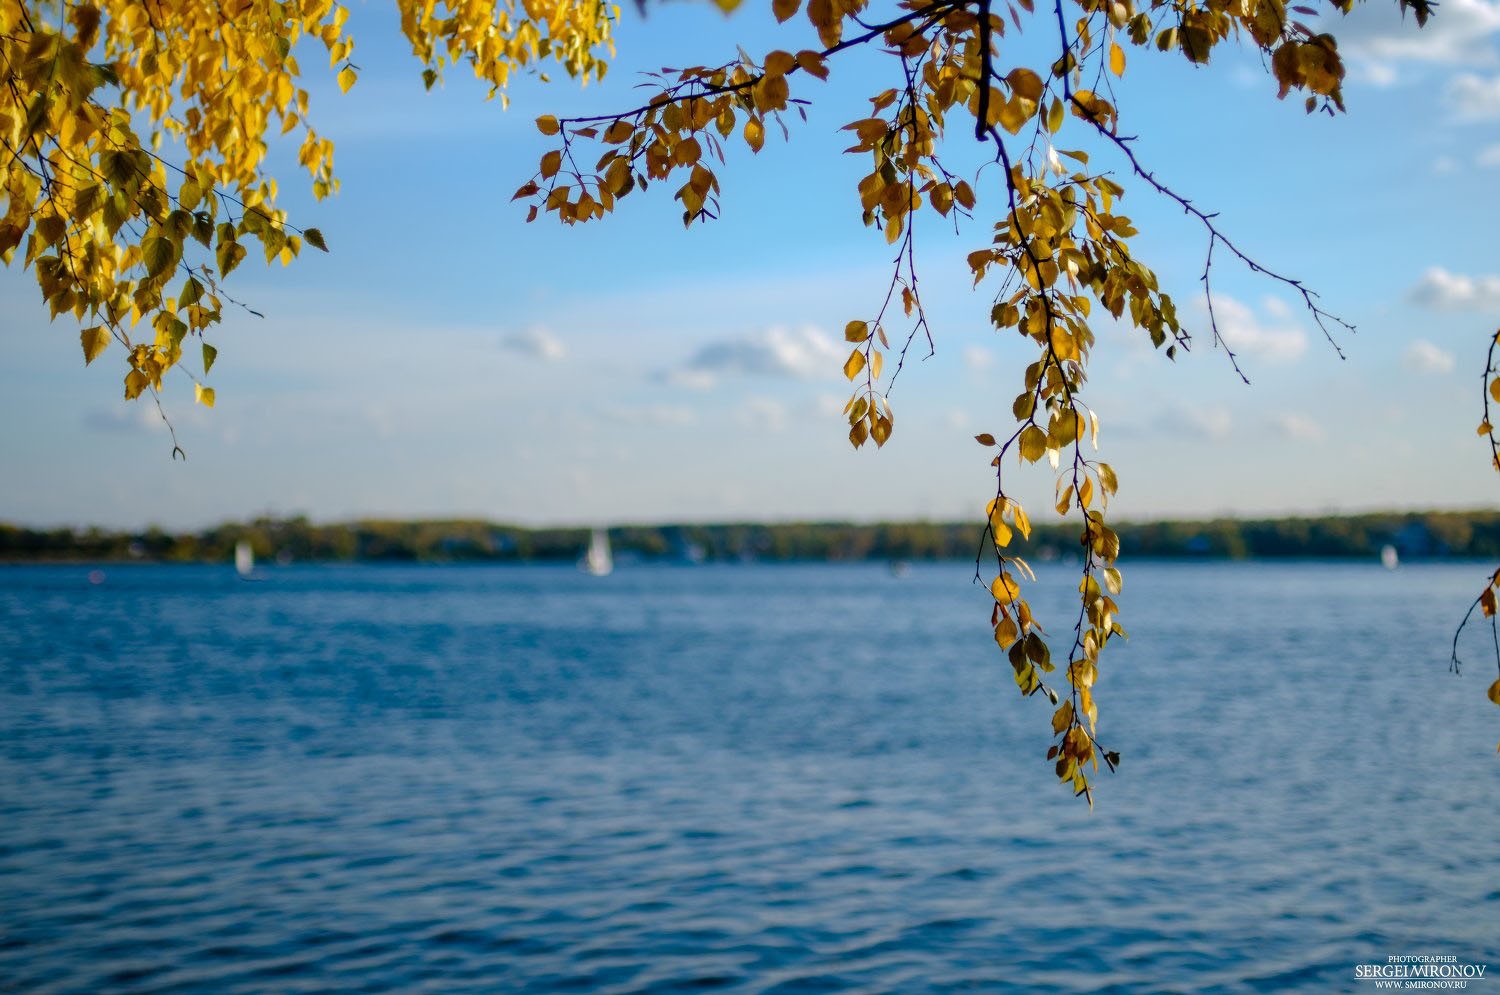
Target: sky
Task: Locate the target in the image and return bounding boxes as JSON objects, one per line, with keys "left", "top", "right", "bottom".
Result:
{"left": 3, "top": 0, "right": 1499, "bottom": 530}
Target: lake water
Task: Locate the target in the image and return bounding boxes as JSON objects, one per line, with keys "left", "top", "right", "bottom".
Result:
{"left": 1, "top": 561, "right": 1496, "bottom": 993}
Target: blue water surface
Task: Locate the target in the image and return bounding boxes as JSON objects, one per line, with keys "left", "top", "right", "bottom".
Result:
{"left": 0, "top": 561, "right": 1496, "bottom": 993}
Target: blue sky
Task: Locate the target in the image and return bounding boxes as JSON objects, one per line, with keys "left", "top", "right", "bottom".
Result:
{"left": 3, "top": 0, "right": 1499, "bottom": 529}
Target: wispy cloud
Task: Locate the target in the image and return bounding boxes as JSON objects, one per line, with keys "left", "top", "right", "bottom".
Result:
{"left": 1206, "top": 295, "right": 1309, "bottom": 362}
{"left": 602, "top": 403, "right": 697, "bottom": 427}
{"left": 1477, "top": 143, "right": 1500, "bottom": 168}
{"left": 1158, "top": 403, "right": 1233, "bottom": 440}
{"left": 735, "top": 396, "right": 791, "bottom": 432}
{"left": 82, "top": 405, "right": 165, "bottom": 435}
{"left": 1449, "top": 72, "right": 1500, "bottom": 118}
{"left": 961, "top": 345, "right": 995, "bottom": 370}
{"left": 1329, "top": 0, "right": 1500, "bottom": 82}
{"left": 1271, "top": 412, "right": 1325, "bottom": 442}
{"left": 1408, "top": 267, "right": 1500, "bottom": 311}
{"left": 1403, "top": 338, "right": 1457, "bottom": 373}
{"left": 668, "top": 326, "right": 842, "bottom": 388}
{"left": 501, "top": 327, "right": 566, "bottom": 361}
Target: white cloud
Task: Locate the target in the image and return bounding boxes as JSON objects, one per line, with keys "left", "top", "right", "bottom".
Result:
{"left": 1206, "top": 295, "right": 1309, "bottom": 363}
{"left": 501, "top": 327, "right": 565, "bottom": 361}
{"left": 1261, "top": 296, "right": 1293, "bottom": 320}
{"left": 736, "top": 396, "right": 790, "bottom": 432}
{"left": 1449, "top": 73, "right": 1500, "bottom": 118}
{"left": 602, "top": 403, "right": 696, "bottom": 427}
{"left": 1329, "top": 0, "right": 1500, "bottom": 81}
{"left": 1159, "top": 403, "right": 1233, "bottom": 440}
{"left": 815, "top": 393, "right": 847, "bottom": 418}
{"left": 1477, "top": 144, "right": 1500, "bottom": 167}
{"left": 1403, "top": 338, "right": 1457, "bottom": 373}
{"left": 942, "top": 409, "right": 970, "bottom": 430}
{"left": 1408, "top": 267, "right": 1500, "bottom": 310}
{"left": 1271, "top": 412, "right": 1325, "bottom": 442}
{"left": 675, "top": 326, "right": 843, "bottom": 386}
{"left": 962, "top": 345, "right": 995, "bottom": 370}
{"left": 82, "top": 405, "right": 166, "bottom": 434}
{"left": 660, "top": 368, "right": 717, "bottom": 391}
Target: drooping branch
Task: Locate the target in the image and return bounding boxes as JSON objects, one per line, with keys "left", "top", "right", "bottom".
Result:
{"left": 1070, "top": 94, "right": 1354, "bottom": 358}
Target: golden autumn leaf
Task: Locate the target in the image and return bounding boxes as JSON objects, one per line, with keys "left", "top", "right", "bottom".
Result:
{"left": 80, "top": 326, "right": 110, "bottom": 365}
{"left": 843, "top": 349, "right": 866, "bottom": 380}
{"left": 991, "top": 572, "right": 1021, "bottom": 604}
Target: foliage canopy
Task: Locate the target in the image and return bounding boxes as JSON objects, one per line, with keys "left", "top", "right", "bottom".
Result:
{"left": 4, "top": 0, "right": 1490, "bottom": 799}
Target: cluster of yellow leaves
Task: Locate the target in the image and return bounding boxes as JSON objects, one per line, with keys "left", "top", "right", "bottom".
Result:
{"left": 515, "top": 44, "right": 829, "bottom": 227}
{"left": 398, "top": 0, "right": 618, "bottom": 98}
{"left": 4, "top": 0, "right": 615, "bottom": 410}
{"left": 841, "top": 320, "right": 894, "bottom": 447}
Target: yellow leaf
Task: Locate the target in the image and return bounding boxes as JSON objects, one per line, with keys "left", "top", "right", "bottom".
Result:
{"left": 773, "top": 0, "right": 800, "bottom": 22}
{"left": 1019, "top": 425, "right": 1047, "bottom": 462}
{"left": 992, "top": 517, "right": 1013, "bottom": 547}
{"left": 795, "top": 49, "right": 829, "bottom": 80}
{"left": 994, "top": 618, "right": 1019, "bottom": 649}
{"left": 998, "top": 96, "right": 1029, "bottom": 135}
{"left": 203, "top": 343, "right": 218, "bottom": 374}
{"left": 845, "top": 320, "right": 869, "bottom": 342}
{"left": 80, "top": 326, "right": 110, "bottom": 365}
{"left": 1488, "top": 678, "right": 1500, "bottom": 706}
{"left": 1110, "top": 41, "right": 1126, "bottom": 76}
{"left": 871, "top": 351, "right": 883, "bottom": 380}
{"left": 536, "top": 115, "right": 561, "bottom": 136}
{"left": 843, "top": 349, "right": 866, "bottom": 380}
{"left": 1012, "top": 502, "right": 1032, "bottom": 539}
{"left": 1099, "top": 463, "right": 1118, "bottom": 495}
{"left": 124, "top": 369, "right": 149, "bottom": 400}
{"left": 195, "top": 383, "right": 216, "bottom": 408}
{"left": 1007, "top": 68, "right": 1044, "bottom": 101}
{"left": 763, "top": 50, "right": 796, "bottom": 77}
{"left": 1490, "top": 378, "right": 1500, "bottom": 404}
{"left": 337, "top": 66, "right": 357, "bottom": 93}
{"left": 991, "top": 572, "right": 1021, "bottom": 604}
{"left": 744, "top": 117, "right": 765, "bottom": 152}
{"left": 540, "top": 149, "right": 562, "bottom": 179}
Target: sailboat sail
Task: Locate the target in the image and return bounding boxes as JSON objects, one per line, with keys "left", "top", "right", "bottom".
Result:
{"left": 583, "top": 528, "right": 613, "bottom": 576}
{"left": 234, "top": 541, "right": 254, "bottom": 578}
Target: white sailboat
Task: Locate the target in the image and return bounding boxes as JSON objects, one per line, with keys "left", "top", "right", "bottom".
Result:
{"left": 581, "top": 527, "right": 613, "bottom": 577}
{"left": 234, "top": 540, "right": 255, "bottom": 579}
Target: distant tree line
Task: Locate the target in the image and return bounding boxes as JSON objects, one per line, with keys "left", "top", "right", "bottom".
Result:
{"left": 2, "top": 511, "right": 1500, "bottom": 564}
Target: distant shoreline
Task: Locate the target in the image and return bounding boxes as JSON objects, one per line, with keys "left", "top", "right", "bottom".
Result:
{"left": 4, "top": 511, "right": 1499, "bottom": 564}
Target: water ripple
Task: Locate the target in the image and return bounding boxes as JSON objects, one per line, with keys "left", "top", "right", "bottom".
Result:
{"left": 0, "top": 562, "right": 1496, "bottom": 992}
